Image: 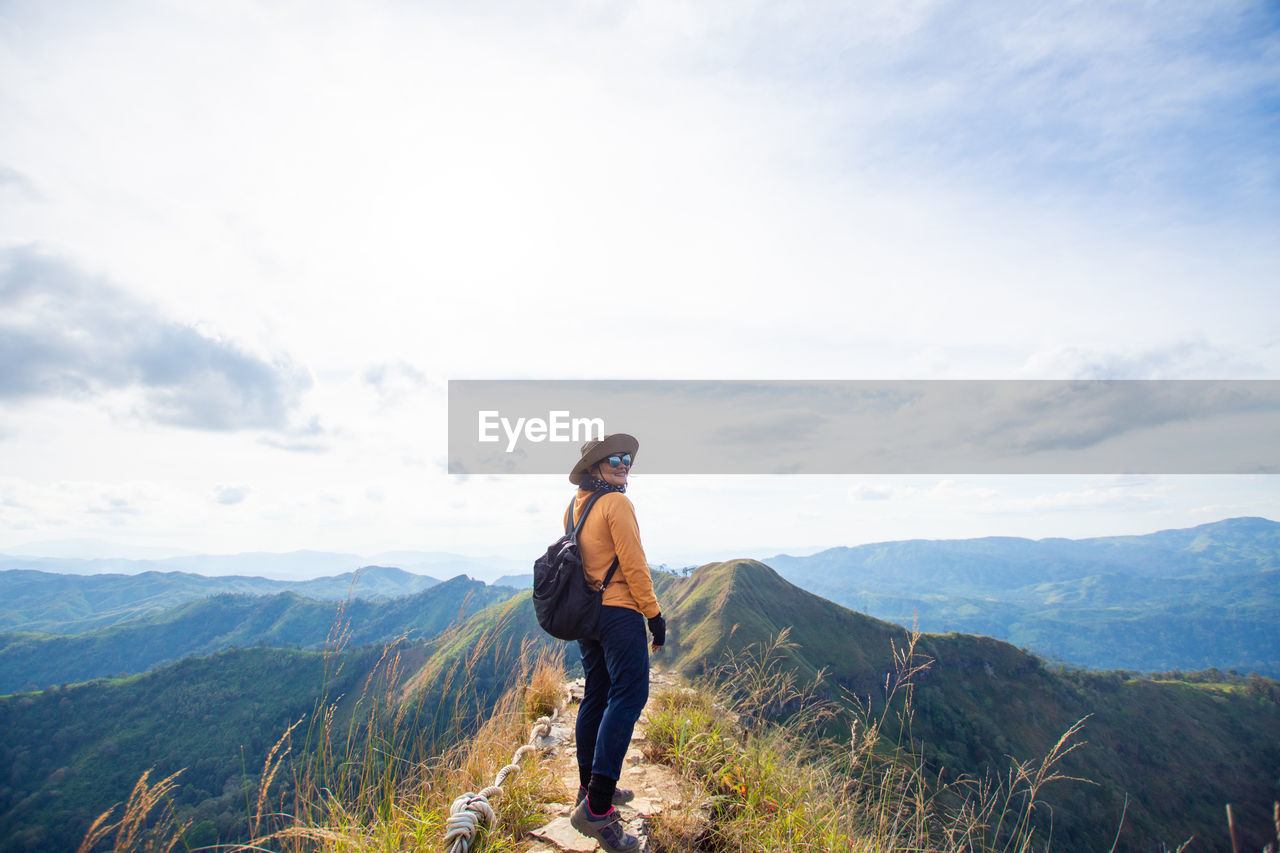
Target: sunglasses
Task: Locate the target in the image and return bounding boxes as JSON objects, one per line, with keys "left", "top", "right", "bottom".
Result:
{"left": 604, "top": 453, "right": 633, "bottom": 468}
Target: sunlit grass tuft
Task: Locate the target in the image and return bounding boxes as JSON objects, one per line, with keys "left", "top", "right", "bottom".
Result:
{"left": 75, "top": 768, "right": 189, "bottom": 853}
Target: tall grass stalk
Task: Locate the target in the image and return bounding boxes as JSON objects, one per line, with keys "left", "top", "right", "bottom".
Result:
{"left": 75, "top": 768, "right": 188, "bottom": 853}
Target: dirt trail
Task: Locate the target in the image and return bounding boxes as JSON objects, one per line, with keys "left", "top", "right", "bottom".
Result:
{"left": 524, "top": 669, "right": 689, "bottom": 853}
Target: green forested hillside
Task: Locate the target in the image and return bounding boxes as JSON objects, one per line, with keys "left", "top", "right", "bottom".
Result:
{"left": 0, "top": 575, "right": 517, "bottom": 693}
{"left": 0, "top": 645, "right": 392, "bottom": 853}
{"left": 764, "top": 516, "right": 1280, "bottom": 674}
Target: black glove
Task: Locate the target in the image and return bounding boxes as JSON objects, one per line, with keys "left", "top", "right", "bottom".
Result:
{"left": 647, "top": 613, "right": 666, "bottom": 648}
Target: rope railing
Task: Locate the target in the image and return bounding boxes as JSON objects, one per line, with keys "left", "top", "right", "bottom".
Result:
{"left": 443, "top": 705, "right": 563, "bottom": 853}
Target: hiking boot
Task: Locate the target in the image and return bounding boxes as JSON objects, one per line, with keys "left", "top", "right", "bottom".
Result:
{"left": 570, "top": 799, "right": 641, "bottom": 853}
{"left": 576, "top": 784, "right": 635, "bottom": 806}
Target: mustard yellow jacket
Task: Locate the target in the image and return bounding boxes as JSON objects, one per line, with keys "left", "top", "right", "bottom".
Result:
{"left": 563, "top": 489, "right": 660, "bottom": 619}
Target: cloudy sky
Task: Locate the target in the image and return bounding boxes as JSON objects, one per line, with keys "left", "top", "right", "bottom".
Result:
{"left": 1, "top": 0, "right": 1277, "bottom": 568}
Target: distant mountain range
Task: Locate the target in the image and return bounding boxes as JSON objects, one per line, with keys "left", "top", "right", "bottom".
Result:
{"left": 764, "top": 516, "right": 1280, "bottom": 675}
{"left": 493, "top": 573, "right": 533, "bottom": 588}
{"left": 0, "top": 564, "right": 447, "bottom": 634}
{"left": 0, "top": 546, "right": 528, "bottom": 583}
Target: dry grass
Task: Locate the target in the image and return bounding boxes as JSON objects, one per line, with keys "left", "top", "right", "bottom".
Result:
{"left": 75, "top": 768, "right": 189, "bottom": 853}
{"left": 522, "top": 644, "right": 567, "bottom": 722}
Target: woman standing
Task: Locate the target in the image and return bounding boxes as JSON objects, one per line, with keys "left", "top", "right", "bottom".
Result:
{"left": 565, "top": 434, "right": 665, "bottom": 853}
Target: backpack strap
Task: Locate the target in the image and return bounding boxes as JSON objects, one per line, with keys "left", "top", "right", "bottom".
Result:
{"left": 568, "top": 491, "right": 622, "bottom": 591}
{"left": 600, "top": 556, "right": 620, "bottom": 591}
{"left": 563, "top": 497, "right": 578, "bottom": 536}
{"left": 568, "top": 490, "right": 609, "bottom": 536}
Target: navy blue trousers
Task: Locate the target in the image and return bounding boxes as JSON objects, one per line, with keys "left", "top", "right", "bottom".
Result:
{"left": 576, "top": 605, "right": 650, "bottom": 781}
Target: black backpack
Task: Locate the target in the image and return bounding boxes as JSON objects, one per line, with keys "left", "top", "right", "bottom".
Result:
{"left": 532, "top": 491, "right": 620, "bottom": 641}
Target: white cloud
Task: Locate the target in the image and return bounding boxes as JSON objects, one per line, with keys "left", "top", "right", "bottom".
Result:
{"left": 364, "top": 362, "right": 433, "bottom": 407}
{"left": 848, "top": 484, "right": 896, "bottom": 502}
{"left": 0, "top": 246, "right": 312, "bottom": 430}
{"left": 1018, "top": 340, "right": 1275, "bottom": 380}
{"left": 212, "top": 484, "right": 250, "bottom": 506}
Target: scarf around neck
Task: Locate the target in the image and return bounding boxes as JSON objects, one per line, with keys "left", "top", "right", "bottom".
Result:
{"left": 579, "top": 475, "right": 626, "bottom": 494}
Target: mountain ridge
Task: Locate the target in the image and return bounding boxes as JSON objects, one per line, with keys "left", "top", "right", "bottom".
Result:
{"left": 0, "top": 563, "right": 448, "bottom": 635}
{"left": 767, "top": 516, "right": 1279, "bottom": 576}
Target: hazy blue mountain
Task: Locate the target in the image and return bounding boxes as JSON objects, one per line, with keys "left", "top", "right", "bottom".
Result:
{"left": 0, "top": 548, "right": 525, "bottom": 583}
{"left": 368, "top": 550, "right": 528, "bottom": 582}
{"left": 162, "top": 550, "right": 367, "bottom": 577}
{"left": 491, "top": 573, "right": 532, "bottom": 588}
{"left": 288, "top": 565, "right": 440, "bottom": 599}
{"left": 764, "top": 516, "right": 1280, "bottom": 674}
{"left": 0, "top": 550, "right": 366, "bottom": 579}
{"left": 0, "top": 564, "right": 441, "bottom": 635}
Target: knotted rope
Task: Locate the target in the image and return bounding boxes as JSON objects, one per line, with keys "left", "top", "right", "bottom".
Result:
{"left": 443, "top": 706, "right": 562, "bottom": 853}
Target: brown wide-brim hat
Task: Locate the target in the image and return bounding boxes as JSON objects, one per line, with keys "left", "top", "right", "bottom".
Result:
{"left": 569, "top": 433, "right": 639, "bottom": 485}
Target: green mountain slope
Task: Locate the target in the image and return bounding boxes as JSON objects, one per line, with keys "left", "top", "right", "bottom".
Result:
{"left": 0, "top": 564, "right": 443, "bottom": 635}
{"left": 764, "top": 516, "right": 1280, "bottom": 674}
{"left": 0, "top": 576, "right": 517, "bottom": 693}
